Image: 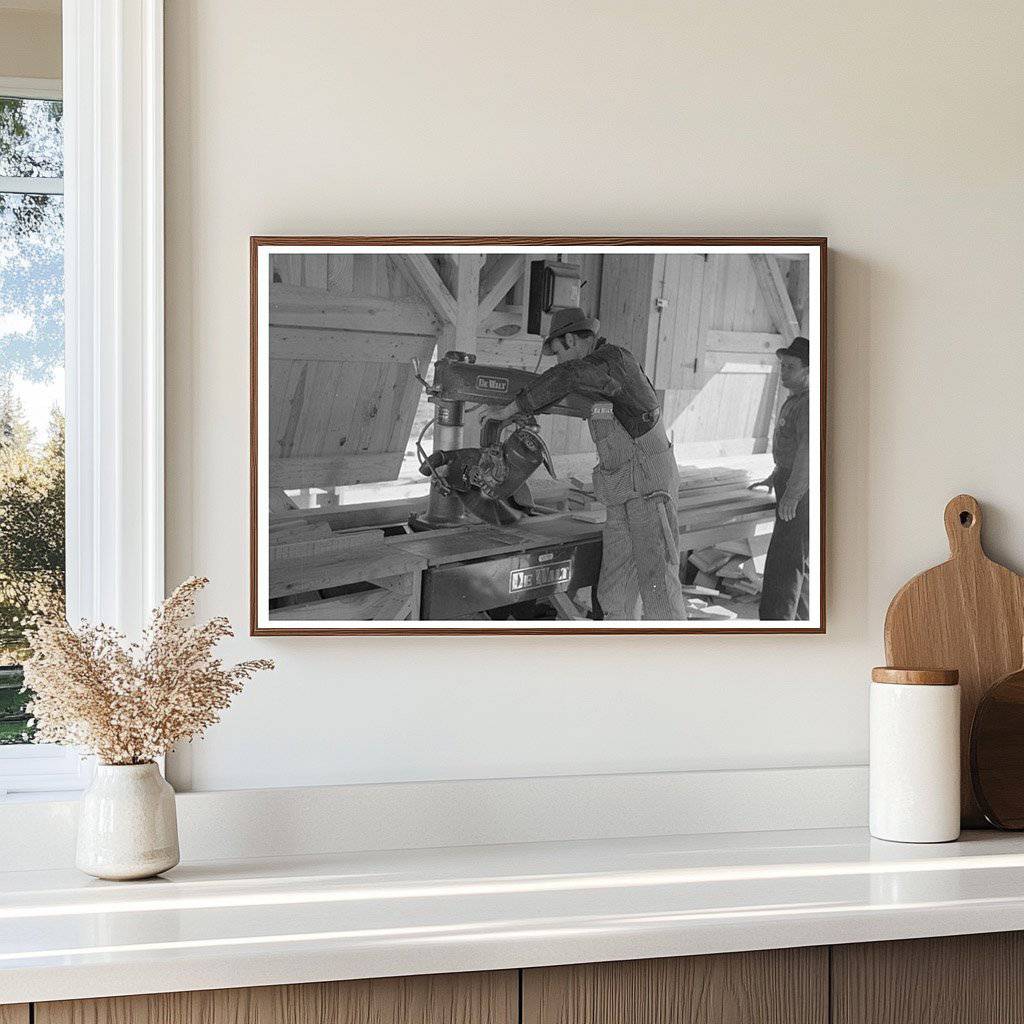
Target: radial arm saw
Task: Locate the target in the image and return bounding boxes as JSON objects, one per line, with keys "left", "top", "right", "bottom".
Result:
{"left": 414, "top": 350, "right": 609, "bottom": 529}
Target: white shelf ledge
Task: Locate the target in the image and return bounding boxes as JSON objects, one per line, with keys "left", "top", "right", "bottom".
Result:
{"left": 4, "top": 826, "right": 1024, "bottom": 1004}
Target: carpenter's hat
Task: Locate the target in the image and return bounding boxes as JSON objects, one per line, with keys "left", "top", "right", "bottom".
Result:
{"left": 775, "top": 336, "right": 810, "bottom": 366}
{"left": 542, "top": 307, "right": 599, "bottom": 354}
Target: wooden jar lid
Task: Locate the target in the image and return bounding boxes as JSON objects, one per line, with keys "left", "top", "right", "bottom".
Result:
{"left": 871, "top": 667, "right": 960, "bottom": 686}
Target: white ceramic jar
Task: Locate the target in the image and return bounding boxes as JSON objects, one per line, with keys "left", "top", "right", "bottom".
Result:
{"left": 870, "top": 667, "right": 960, "bottom": 843}
{"left": 76, "top": 762, "right": 180, "bottom": 880}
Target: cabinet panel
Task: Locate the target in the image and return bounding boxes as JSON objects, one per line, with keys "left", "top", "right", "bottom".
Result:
{"left": 36, "top": 970, "right": 517, "bottom": 1024}
{"left": 833, "top": 932, "right": 1024, "bottom": 1024}
{"left": 0, "top": 1006, "right": 29, "bottom": 1024}
{"left": 523, "top": 948, "right": 827, "bottom": 1024}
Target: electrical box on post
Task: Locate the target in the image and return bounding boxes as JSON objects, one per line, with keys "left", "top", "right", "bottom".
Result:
{"left": 527, "top": 259, "right": 582, "bottom": 336}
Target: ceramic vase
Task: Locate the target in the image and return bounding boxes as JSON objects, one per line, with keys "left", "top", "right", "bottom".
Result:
{"left": 76, "top": 762, "right": 180, "bottom": 880}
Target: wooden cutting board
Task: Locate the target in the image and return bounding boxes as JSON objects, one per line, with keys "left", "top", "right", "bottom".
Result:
{"left": 884, "top": 494, "right": 1024, "bottom": 826}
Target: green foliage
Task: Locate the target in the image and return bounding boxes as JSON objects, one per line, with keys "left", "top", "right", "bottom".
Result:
{"left": 0, "top": 665, "right": 31, "bottom": 744}
{"left": 0, "top": 388, "right": 65, "bottom": 704}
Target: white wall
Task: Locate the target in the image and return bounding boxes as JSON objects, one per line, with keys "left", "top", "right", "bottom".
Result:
{"left": 164, "top": 0, "right": 1024, "bottom": 792}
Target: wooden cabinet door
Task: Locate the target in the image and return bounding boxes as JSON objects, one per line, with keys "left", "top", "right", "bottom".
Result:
{"left": 833, "top": 932, "right": 1024, "bottom": 1024}
{"left": 36, "top": 970, "right": 517, "bottom": 1024}
{"left": 523, "top": 949, "right": 827, "bottom": 1024}
{"left": 0, "top": 1006, "right": 29, "bottom": 1024}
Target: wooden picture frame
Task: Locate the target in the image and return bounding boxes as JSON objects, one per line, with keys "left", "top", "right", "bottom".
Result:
{"left": 250, "top": 237, "right": 827, "bottom": 635}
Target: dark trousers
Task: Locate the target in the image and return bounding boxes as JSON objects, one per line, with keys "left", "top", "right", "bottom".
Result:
{"left": 759, "top": 469, "right": 810, "bottom": 621}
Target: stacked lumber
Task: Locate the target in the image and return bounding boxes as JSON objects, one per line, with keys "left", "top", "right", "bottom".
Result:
{"left": 567, "top": 465, "right": 751, "bottom": 510}
{"left": 268, "top": 518, "right": 386, "bottom": 566}
{"left": 689, "top": 533, "right": 770, "bottom": 601}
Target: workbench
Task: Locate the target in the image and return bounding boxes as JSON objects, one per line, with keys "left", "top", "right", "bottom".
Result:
{"left": 268, "top": 489, "right": 775, "bottom": 622}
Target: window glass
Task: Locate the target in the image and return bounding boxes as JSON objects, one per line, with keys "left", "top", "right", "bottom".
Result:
{"left": 0, "top": 96, "right": 65, "bottom": 746}
{"left": 0, "top": 97, "right": 63, "bottom": 178}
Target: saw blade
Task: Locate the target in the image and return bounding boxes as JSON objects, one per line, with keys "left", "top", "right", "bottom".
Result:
{"left": 458, "top": 490, "right": 522, "bottom": 526}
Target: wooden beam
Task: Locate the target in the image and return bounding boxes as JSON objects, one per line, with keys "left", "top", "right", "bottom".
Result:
{"left": 270, "top": 285, "right": 437, "bottom": 334}
{"left": 749, "top": 254, "right": 800, "bottom": 344}
{"left": 394, "top": 255, "right": 458, "bottom": 324}
{"left": 270, "top": 327, "right": 436, "bottom": 363}
{"left": 452, "top": 253, "right": 484, "bottom": 354}
{"left": 269, "top": 451, "right": 404, "bottom": 489}
{"left": 477, "top": 254, "right": 524, "bottom": 320}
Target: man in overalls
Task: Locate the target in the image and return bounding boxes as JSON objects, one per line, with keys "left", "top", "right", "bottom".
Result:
{"left": 495, "top": 307, "right": 687, "bottom": 621}
{"left": 752, "top": 335, "right": 811, "bottom": 620}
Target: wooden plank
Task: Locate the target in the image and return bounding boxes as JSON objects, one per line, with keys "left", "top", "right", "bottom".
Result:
{"left": 270, "top": 285, "right": 437, "bottom": 335}
{"left": 395, "top": 253, "right": 459, "bottom": 324}
{"left": 478, "top": 254, "right": 524, "bottom": 319}
{"left": 37, "top": 971, "right": 517, "bottom": 1024}
{"left": 523, "top": 948, "right": 827, "bottom": 1024}
{"left": 271, "top": 494, "right": 428, "bottom": 528}
{"left": 302, "top": 254, "right": 328, "bottom": 290}
{"left": 578, "top": 252, "right": 604, "bottom": 319}
{"left": 272, "top": 253, "right": 303, "bottom": 285}
{"left": 705, "top": 329, "right": 781, "bottom": 354}
{"left": 477, "top": 334, "right": 550, "bottom": 369}
{"left": 749, "top": 253, "right": 800, "bottom": 343}
{"left": 351, "top": 360, "right": 391, "bottom": 452}
{"left": 274, "top": 361, "right": 309, "bottom": 458}
{"left": 388, "top": 366, "right": 430, "bottom": 451}
{"left": 269, "top": 521, "right": 333, "bottom": 543}
{"left": 269, "top": 529, "right": 387, "bottom": 565}
{"left": 320, "top": 360, "right": 368, "bottom": 459}
{"left": 326, "top": 253, "right": 355, "bottom": 293}
{"left": 269, "top": 547, "right": 428, "bottom": 598}
{"left": 667, "top": 255, "right": 708, "bottom": 388}
{"left": 833, "top": 933, "right": 1024, "bottom": 1024}
{"left": 371, "top": 362, "right": 404, "bottom": 452}
{"left": 351, "top": 254, "right": 377, "bottom": 295}
{"left": 786, "top": 255, "right": 811, "bottom": 335}
{"left": 675, "top": 512, "right": 774, "bottom": 553}
{"left": 598, "top": 254, "right": 655, "bottom": 364}
{"left": 270, "top": 326, "right": 437, "bottom": 363}
{"left": 0, "top": 1008, "right": 28, "bottom": 1024}
{"left": 394, "top": 526, "right": 530, "bottom": 566}
{"left": 271, "top": 580, "right": 413, "bottom": 621}
{"left": 269, "top": 451, "right": 403, "bottom": 488}
{"left": 292, "top": 359, "right": 344, "bottom": 456}
{"left": 691, "top": 253, "right": 723, "bottom": 388}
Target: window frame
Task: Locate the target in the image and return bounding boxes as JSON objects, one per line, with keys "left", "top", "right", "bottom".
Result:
{"left": 0, "top": 75, "right": 75, "bottom": 795}
{"left": 0, "top": 0, "right": 165, "bottom": 801}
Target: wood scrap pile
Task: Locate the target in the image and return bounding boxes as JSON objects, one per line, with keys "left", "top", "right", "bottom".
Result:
{"left": 688, "top": 533, "right": 770, "bottom": 603}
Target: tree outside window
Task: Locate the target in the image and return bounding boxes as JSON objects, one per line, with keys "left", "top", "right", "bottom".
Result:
{"left": 0, "top": 93, "right": 65, "bottom": 745}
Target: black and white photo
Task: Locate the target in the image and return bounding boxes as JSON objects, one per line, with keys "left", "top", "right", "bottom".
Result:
{"left": 250, "top": 239, "right": 826, "bottom": 633}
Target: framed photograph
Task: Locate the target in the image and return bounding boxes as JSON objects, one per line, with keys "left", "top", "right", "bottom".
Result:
{"left": 250, "top": 237, "right": 826, "bottom": 634}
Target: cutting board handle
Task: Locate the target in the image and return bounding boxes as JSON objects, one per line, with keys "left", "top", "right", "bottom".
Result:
{"left": 944, "top": 493, "right": 983, "bottom": 559}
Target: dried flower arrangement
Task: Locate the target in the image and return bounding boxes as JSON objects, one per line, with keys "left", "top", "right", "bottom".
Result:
{"left": 22, "top": 577, "right": 273, "bottom": 765}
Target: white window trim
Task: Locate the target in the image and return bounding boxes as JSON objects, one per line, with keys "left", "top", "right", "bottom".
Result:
{"left": 0, "top": 76, "right": 61, "bottom": 101}
{"left": 0, "top": 2, "right": 165, "bottom": 800}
